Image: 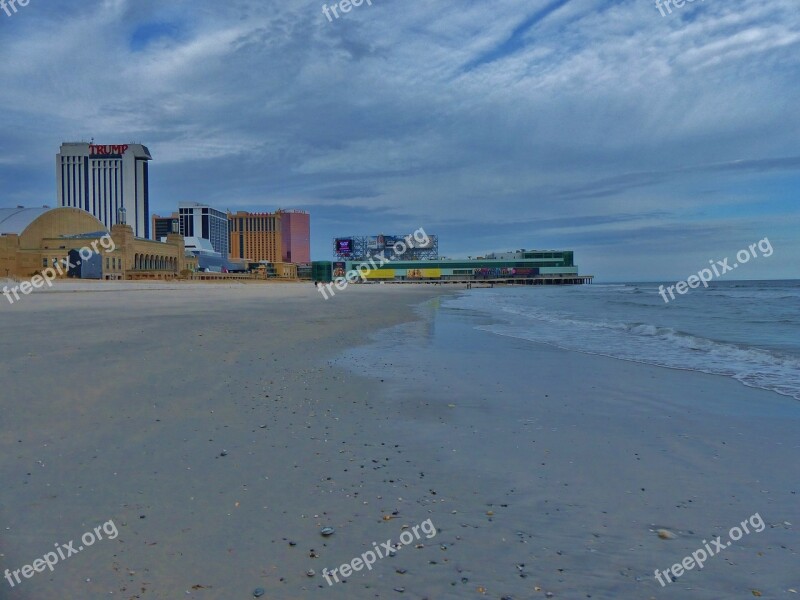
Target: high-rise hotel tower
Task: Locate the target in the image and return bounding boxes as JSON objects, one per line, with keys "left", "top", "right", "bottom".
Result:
{"left": 56, "top": 142, "right": 152, "bottom": 238}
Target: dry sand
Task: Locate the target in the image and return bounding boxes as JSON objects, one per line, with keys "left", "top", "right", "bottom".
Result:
{"left": 0, "top": 282, "right": 797, "bottom": 600}
{"left": 0, "top": 282, "right": 452, "bottom": 600}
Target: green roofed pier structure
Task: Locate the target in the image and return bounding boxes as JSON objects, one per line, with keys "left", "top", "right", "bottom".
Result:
{"left": 312, "top": 249, "right": 593, "bottom": 285}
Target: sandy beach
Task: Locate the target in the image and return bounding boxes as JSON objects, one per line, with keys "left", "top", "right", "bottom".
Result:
{"left": 0, "top": 283, "right": 797, "bottom": 600}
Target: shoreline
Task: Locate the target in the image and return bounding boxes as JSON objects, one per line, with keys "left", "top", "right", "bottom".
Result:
{"left": 484, "top": 327, "right": 800, "bottom": 403}
{"left": 334, "top": 295, "right": 799, "bottom": 598}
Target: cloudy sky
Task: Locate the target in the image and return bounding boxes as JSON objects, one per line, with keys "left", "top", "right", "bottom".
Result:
{"left": 0, "top": 0, "right": 798, "bottom": 280}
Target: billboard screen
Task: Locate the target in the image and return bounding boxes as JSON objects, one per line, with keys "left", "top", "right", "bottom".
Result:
{"left": 333, "top": 261, "right": 347, "bottom": 278}
{"left": 335, "top": 238, "right": 353, "bottom": 257}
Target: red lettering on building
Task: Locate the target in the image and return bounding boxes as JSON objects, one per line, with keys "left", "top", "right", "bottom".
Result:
{"left": 89, "top": 144, "right": 129, "bottom": 156}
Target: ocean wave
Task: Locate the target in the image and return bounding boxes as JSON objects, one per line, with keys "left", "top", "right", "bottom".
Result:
{"left": 445, "top": 292, "right": 800, "bottom": 400}
{"left": 702, "top": 291, "right": 800, "bottom": 300}
{"left": 480, "top": 322, "right": 800, "bottom": 400}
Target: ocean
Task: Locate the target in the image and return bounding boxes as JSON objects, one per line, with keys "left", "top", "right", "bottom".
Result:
{"left": 444, "top": 280, "right": 800, "bottom": 400}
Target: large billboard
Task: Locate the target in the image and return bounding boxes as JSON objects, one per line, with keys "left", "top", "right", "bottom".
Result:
{"left": 334, "top": 234, "right": 438, "bottom": 261}
{"left": 369, "top": 235, "right": 435, "bottom": 251}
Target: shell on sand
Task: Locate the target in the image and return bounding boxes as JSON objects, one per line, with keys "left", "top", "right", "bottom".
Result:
{"left": 657, "top": 528, "right": 677, "bottom": 540}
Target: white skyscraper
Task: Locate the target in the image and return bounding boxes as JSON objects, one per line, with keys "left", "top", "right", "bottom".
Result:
{"left": 178, "top": 202, "right": 230, "bottom": 257}
{"left": 56, "top": 142, "right": 153, "bottom": 238}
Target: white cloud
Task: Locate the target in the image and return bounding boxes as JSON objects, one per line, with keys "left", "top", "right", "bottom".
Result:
{"left": 0, "top": 0, "right": 797, "bottom": 272}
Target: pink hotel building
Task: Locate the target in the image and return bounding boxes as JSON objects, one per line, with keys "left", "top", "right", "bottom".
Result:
{"left": 278, "top": 209, "right": 310, "bottom": 264}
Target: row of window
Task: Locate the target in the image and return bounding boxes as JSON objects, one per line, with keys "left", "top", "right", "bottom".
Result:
{"left": 133, "top": 254, "right": 178, "bottom": 271}
{"left": 522, "top": 252, "right": 567, "bottom": 259}
{"left": 231, "top": 218, "right": 278, "bottom": 233}
{"left": 59, "top": 159, "right": 123, "bottom": 229}
{"left": 179, "top": 207, "right": 226, "bottom": 217}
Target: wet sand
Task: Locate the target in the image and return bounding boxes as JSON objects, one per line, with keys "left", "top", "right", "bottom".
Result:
{"left": 337, "top": 300, "right": 799, "bottom": 599}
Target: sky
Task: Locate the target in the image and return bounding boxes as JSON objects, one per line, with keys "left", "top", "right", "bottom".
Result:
{"left": 0, "top": 0, "right": 798, "bottom": 281}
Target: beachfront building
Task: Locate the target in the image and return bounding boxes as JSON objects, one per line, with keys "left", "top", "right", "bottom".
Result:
{"left": 56, "top": 142, "right": 153, "bottom": 238}
{"left": 152, "top": 203, "right": 239, "bottom": 273}
{"left": 226, "top": 211, "right": 299, "bottom": 278}
{"left": 314, "top": 249, "right": 592, "bottom": 285}
{"left": 183, "top": 237, "right": 227, "bottom": 273}
{"left": 0, "top": 206, "right": 193, "bottom": 281}
{"left": 228, "top": 211, "right": 282, "bottom": 263}
{"left": 178, "top": 202, "right": 229, "bottom": 257}
{"left": 278, "top": 209, "right": 310, "bottom": 264}
{"left": 152, "top": 213, "right": 179, "bottom": 240}
{"left": 181, "top": 237, "right": 254, "bottom": 274}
